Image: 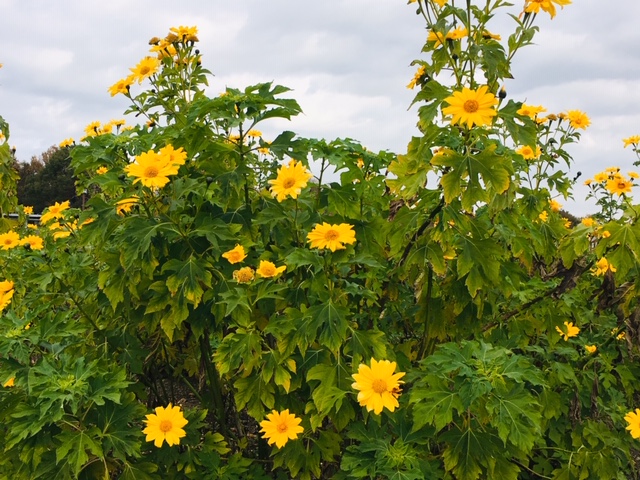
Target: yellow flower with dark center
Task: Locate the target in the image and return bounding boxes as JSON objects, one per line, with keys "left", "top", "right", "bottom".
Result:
{"left": 233, "top": 267, "right": 255, "bottom": 283}
{"left": 585, "top": 345, "right": 597, "bottom": 354}
{"left": 260, "top": 410, "right": 304, "bottom": 448}
{"left": 307, "top": 223, "right": 357, "bottom": 252}
{"left": 442, "top": 86, "right": 498, "bottom": 128}
{"left": 222, "top": 245, "right": 247, "bottom": 264}
{"left": 447, "top": 26, "right": 468, "bottom": 40}
{"left": 129, "top": 57, "right": 161, "bottom": 84}
{"left": 566, "top": 110, "right": 590, "bottom": 130}
{"left": 84, "top": 121, "right": 101, "bottom": 138}
{"left": 524, "top": 0, "right": 571, "bottom": 19}
{"left": 96, "top": 166, "right": 108, "bottom": 175}
{"left": 143, "top": 403, "right": 188, "bottom": 448}
{"left": 108, "top": 76, "right": 134, "bottom": 96}
{"left": 59, "top": 138, "right": 74, "bottom": 148}
{"left": 623, "top": 135, "right": 640, "bottom": 148}
{"left": 124, "top": 149, "right": 179, "bottom": 188}
{"left": 352, "top": 358, "right": 406, "bottom": 414}
{"left": 516, "top": 104, "right": 546, "bottom": 119}
{"left": 40, "top": 201, "right": 70, "bottom": 224}
{"left": 116, "top": 196, "right": 139, "bottom": 215}
{"left": 19, "top": 235, "right": 44, "bottom": 250}
{"left": 593, "top": 257, "right": 616, "bottom": 276}
{"left": 625, "top": 409, "right": 640, "bottom": 439}
{"left": 555, "top": 321, "right": 580, "bottom": 341}
{"left": 0, "top": 231, "right": 20, "bottom": 250}
{"left": 158, "top": 145, "right": 187, "bottom": 167}
{"left": 606, "top": 177, "right": 633, "bottom": 196}
{"left": 427, "top": 30, "right": 447, "bottom": 48}
{"left": 516, "top": 145, "right": 542, "bottom": 160}
{"left": 268, "top": 160, "right": 313, "bottom": 202}
{"left": 256, "top": 260, "right": 286, "bottom": 278}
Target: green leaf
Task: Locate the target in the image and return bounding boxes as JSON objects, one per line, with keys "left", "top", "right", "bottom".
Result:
{"left": 55, "top": 428, "right": 103, "bottom": 477}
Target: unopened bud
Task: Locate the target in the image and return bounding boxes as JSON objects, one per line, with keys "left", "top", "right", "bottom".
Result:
{"left": 498, "top": 86, "right": 507, "bottom": 99}
{"left": 206, "top": 176, "right": 213, "bottom": 186}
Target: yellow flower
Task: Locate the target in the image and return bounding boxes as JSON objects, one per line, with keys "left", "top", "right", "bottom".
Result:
{"left": 158, "top": 145, "right": 188, "bottom": 167}
{"left": 555, "top": 321, "right": 580, "bottom": 341}
{"left": 84, "top": 121, "right": 101, "bottom": 138}
{"left": 268, "top": 160, "right": 313, "bottom": 202}
{"left": 623, "top": 135, "right": 640, "bottom": 148}
{"left": 581, "top": 217, "right": 595, "bottom": 227}
{"left": 307, "top": 223, "right": 357, "bottom": 252}
{"left": 593, "top": 172, "right": 608, "bottom": 183}
{"left": 516, "top": 145, "right": 542, "bottom": 160}
{"left": 606, "top": 177, "right": 633, "bottom": 196}
{"left": 482, "top": 30, "right": 501, "bottom": 41}
{"left": 59, "top": 138, "right": 74, "bottom": 148}
{"left": 0, "top": 281, "right": 14, "bottom": 311}
{"left": 433, "top": 0, "right": 448, "bottom": 5}
{"left": 116, "top": 196, "right": 139, "bottom": 215}
{"left": 2, "top": 377, "right": 15, "bottom": 388}
{"left": 142, "top": 403, "right": 188, "bottom": 448}
{"left": 0, "top": 231, "right": 20, "bottom": 250}
{"left": 447, "top": 26, "right": 468, "bottom": 40}
{"left": 256, "top": 260, "right": 286, "bottom": 278}
{"left": 549, "top": 199, "right": 562, "bottom": 212}
{"left": 0, "top": 280, "right": 15, "bottom": 294}
{"left": 517, "top": 104, "right": 547, "bottom": 120}
{"left": 260, "top": 410, "right": 304, "bottom": 448}
{"left": 129, "top": 57, "right": 161, "bottom": 84}
{"left": 169, "top": 25, "right": 199, "bottom": 41}
{"left": 584, "top": 179, "right": 592, "bottom": 186}
{"left": 124, "top": 149, "right": 179, "bottom": 188}
{"left": 222, "top": 245, "right": 247, "bottom": 264}
{"left": 625, "top": 409, "right": 640, "bottom": 439}
{"left": 40, "top": 201, "right": 70, "bottom": 224}
{"left": 233, "top": 267, "right": 255, "bottom": 283}
{"left": 585, "top": 345, "right": 597, "bottom": 354}
{"left": 247, "top": 129, "right": 262, "bottom": 137}
{"left": 351, "top": 358, "right": 406, "bottom": 415}
{"left": 628, "top": 171, "right": 639, "bottom": 179}
{"left": 407, "top": 65, "right": 426, "bottom": 90}
{"left": 538, "top": 211, "right": 549, "bottom": 222}
{"left": 566, "top": 110, "right": 590, "bottom": 130}
{"left": 593, "top": 257, "right": 616, "bottom": 276}
{"left": 23, "top": 206, "right": 34, "bottom": 215}
{"left": 96, "top": 166, "right": 108, "bottom": 175}
{"left": 442, "top": 86, "right": 498, "bottom": 129}
{"left": 524, "top": 0, "right": 572, "bottom": 19}
{"left": 108, "top": 76, "right": 134, "bottom": 96}
{"left": 19, "top": 235, "right": 44, "bottom": 250}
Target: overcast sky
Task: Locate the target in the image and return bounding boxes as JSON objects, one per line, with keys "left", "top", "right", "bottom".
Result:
{"left": 1, "top": 0, "right": 639, "bottom": 216}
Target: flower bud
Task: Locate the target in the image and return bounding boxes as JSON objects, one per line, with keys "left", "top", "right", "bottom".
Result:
{"left": 498, "top": 86, "right": 507, "bottom": 99}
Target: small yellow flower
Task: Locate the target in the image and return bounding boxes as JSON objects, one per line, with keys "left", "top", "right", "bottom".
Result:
{"left": 96, "top": 166, "right": 108, "bottom": 175}
{"left": 593, "top": 172, "right": 608, "bottom": 183}
{"left": 581, "top": 217, "right": 595, "bottom": 228}
{"left": 549, "top": 199, "right": 562, "bottom": 212}
{"left": 628, "top": 171, "right": 639, "bottom": 179}
{"left": 566, "top": 110, "right": 590, "bottom": 130}
{"left": 625, "top": 409, "right": 640, "bottom": 439}
{"left": 221, "top": 245, "right": 247, "bottom": 265}
{"left": 129, "top": 57, "right": 161, "bottom": 84}
{"left": 307, "top": 223, "right": 357, "bottom": 252}
{"left": 517, "top": 104, "right": 546, "bottom": 120}
{"left": 260, "top": 410, "right": 304, "bottom": 448}
{"left": 59, "top": 138, "right": 74, "bottom": 148}
{"left": 516, "top": 145, "right": 542, "bottom": 160}
{"left": 612, "top": 328, "right": 626, "bottom": 341}
{"left": 256, "top": 260, "right": 286, "bottom": 278}
{"left": 538, "top": 211, "right": 549, "bottom": 222}
{"left": 116, "top": 196, "right": 139, "bottom": 215}
{"left": 247, "top": 129, "right": 262, "bottom": 137}
{"left": 584, "top": 179, "right": 593, "bottom": 186}
{"left": 601, "top": 230, "right": 611, "bottom": 238}
{"left": 0, "top": 231, "right": 20, "bottom": 250}
{"left": 2, "top": 377, "right": 15, "bottom": 388}
{"left": 585, "top": 345, "right": 597, "bottom": 354}
{"left": 623, "top": 135, "right": 640, "bottom": 148}
{"left": 142, "top": 403, "right": 188, "bottom": 448}
{"left": 233, "top": 267, "right": 255, "bottom": 283}
{"left": 352, "top": 358, "right": 406, "bottom": 415}
{"left": 23, "top": 206, "right": 34, "bottom": 215}
{"left": 555, "top": 321, "right": 580, "bottom": 341}
{"left": 593, "top": 257, "right": 616, "bottom": 276}
{"left": 40, "top": 201, "right": 70, "bottom": 224}
{"left": 108, "top": 76, "right": 134, "bottom": 96}
{"left": 406, "top": 65, "right": 426, "bottom": 90}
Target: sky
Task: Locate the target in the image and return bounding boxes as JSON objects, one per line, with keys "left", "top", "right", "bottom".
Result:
{"left": 1, "top": 0, "right": 639, "bottom": 216}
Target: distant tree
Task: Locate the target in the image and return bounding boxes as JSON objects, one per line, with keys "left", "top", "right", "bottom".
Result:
{"left": 16, "top": 145, "right": 79, "bottom": 213}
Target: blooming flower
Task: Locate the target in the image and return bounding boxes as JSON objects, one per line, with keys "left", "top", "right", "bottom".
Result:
{"left": 256, "top": 260, "right": 286, "bottom": 278}
{"left": 233, "top": 267, "right": 255, "bottom": 283}
{"left": 524, "top": 0, "right": 572, "bottom": 19}
{"left": 108, "top": 77, "right": 134, "bottom": 96}
{"left": 593, "top": 257, "right": 616, "bottom": 276}
{"left": 307, "top": 223, "right": 357, "bottom": 252}
{"left": 625, "top": 409, "right": 640, "bottom": 439}
{"left": 516, "top": 104, "right": 546, "bottom": 119}
{"left": 19, "top": 235, "right": 44, "bottom": 250}
{"left": 538, "top": 211, "right": 549, "bottom": 222}
{"left": 581, "top": 217, "right": 595, "bottom": 227}
{"left": 0, "top": 280, "right": 14, "bottom": 311}
{"left": 96, "top": 166, "right": 108, "bottom": 175}
{"left": 566, "top": 110, "right": 590, "bottom": 130}
{"left": 628, "top": 171, "right": 639, "bottom": 179}
{"left": 606, "top": 177, "right": 633, "bottom": 196}
{"left": 143, "top": 403, "right": 188, "bottom": 448}
{"left": 268, "top": 160, "right": 313, "bottom": 202}
{"left": 23, "top": 206, "right": 33, "bottom": 215}
{"left": 516, "top": 145, "right": 542, "bottom": 160}
{"left": 260, "top": 409, "right": 304, "bottom": 448}
{"left": 124, "top": 149, "right": 180, "bottom": 188}
{"left": 116, "top": 196, "right": 139, "bottom": 215}
{"left": 84, "top": 121, "right": 101, "bottom": 138}
{"left": 2, "top": 377, "right": 15, "bottom": 388}
{"left": 40, "top": 201, "right": 70, "bottom": 224}
{"left": 549, "top": 199, "right": 562, "bottom": 212}
{"left": 59, "top": 138, "right": 74, "bottom": 148}
{"left": 585, "top": 345, "right": 597, "bottom": 354}
{"left": 442, "top": 86, "right": 498, "bottom": 128}
{"left": 0, "top": 231, "right": 20, "bottom": 250}
{"left": 352, "top": 358, "right": 406, "bottom": 415}
{"left": 247, "top": 129, "right": 262, "bottom": 137}
{"left": 129, "top": 57, "right": 161, "bottom": 84}
{"left": 593, "top": 172, "right": 608, "bottom": 183}
{"left": 169, "top": 25, "right": 199, "bottom": 41}
{"left": 222, "top": 245, "right": 247, "bottom": 264}
{"left": 623, "top": 135, "right": 640, "bottom": 148}
{"left": 555, "top": 321, "right": 580, "bottom": 341}
{"left": 407, "top": 65, "right": 426, "bottom": 90}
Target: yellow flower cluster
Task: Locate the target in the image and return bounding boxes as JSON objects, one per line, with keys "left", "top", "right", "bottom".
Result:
{"left": 221, "top": 245, "right": 286, "bottom": 283}
{"left": 516, "top": 103, "right": 589, "bottom": 130}
{"left": 0, "top": 230, "right": 44, "bottom": 251}
{"left": 428, "top": 26, "right": 468, "bottom": 48}
{"left": 82, "top": 119, "right": 128, "bottom": 139}
{"left": 124, "top": 145, "right": 187, "bottom": 188}
{"left": 584, "top": 167, "right": 636, "bottom": 196}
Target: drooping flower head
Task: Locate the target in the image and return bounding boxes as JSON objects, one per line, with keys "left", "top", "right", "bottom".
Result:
{"left": 142, "top": 403, "right": 188, "bottom": 448}
{"left": 352, "top": 358, "right": 406, "bottom": 415}
{"left": 256, "top": 260, "right": 286, "bottom": 278}
{"left": 222, "top": 245, "right": 247, "bottom": 264}
{"left": 555, "top": 321, "right": 580, "bottom": 341}
{"left": 260, "top": 409, "right": 304, "bottom": 448}
{"left": 59, "top": 138, "right": 74, "bottom": 148}
{"left": 516, "top": 104, "right": 546, "bottom": 120}
{"left": 0, "top": 231, "right": 20, "bottom": 250}
{"left": 625, "top": 409, "right": 640, "bottom": 439}
{"left": 442, "top": 86, "right": 498, "bottom": 128}
{"left": 169, "top": 25, "right": 199, "bottom": 42}
{"left": 307, "top": 223, "right": 356, "bottom": 252}
{"left": 268, "top": 160, "right": 313, "bottom": 202}
{"left": 407, "top": 65, "right": 426, "bottom": 90}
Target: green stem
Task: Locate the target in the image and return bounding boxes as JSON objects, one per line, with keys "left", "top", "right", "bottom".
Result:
{"left": 199, "top": 329, "right": 229, "bottom": 436}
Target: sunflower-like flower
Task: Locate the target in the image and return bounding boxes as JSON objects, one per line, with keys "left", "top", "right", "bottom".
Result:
{"left": 623, "top": 135, "right": 640, "bottom": 148}
{"left": 116, "top": 196, "right": 139, "bottom": 215}
{"left": 40, "top": 201, "right": 70, "bottom": 224}
{"left": 222, "top": 245, "right": 247, "bottom": 264}
{"left": 59, "top": 138, "right": 74, "bottom": 148}
{"left": 407, "top": 65, "right": 426, "bottom": 90}
{"left": 0, "top": 280, "right": 14, "bottom": 312}
{"left": 233, "top": 267, "right": 255, "bottom": 283}
{"left": 549, "top": 199, "right": 562, "bottom": 212}
{"left": 516, "top": 104, "right": 546, "bottom": 120}
{"left": 516, "top": 145, "right": 542, "bottom": 160}
{"left": 19, "top": 235, "right": 44, "bottom": 250}
{"left": 0, "top": 231, "right": 20, "bottom": 250}
{"left": 158, "top": 145, "right": 188, "bottom": 167}
{"left": 555, "top": 321, "right": 580, "bottom": 341}
{"left": 606, "top": 177, "right": 633, "bottom": 196}
{"left": 142, "top": 403, "right": 188, "bottom": 448}
{"left": 585, "top": 345, "right": 597, "bottom": 354}
{"left": 524, "top": 0, "right": 572, "bottom": 19}
{"left": 84, "top": 121, "right": 101, "bottom": 138}
{"left": 268, "top": 160, "right": 313, "bottom": 202}
{"left": 124, "top": 149, "right": 180, "bottom": 188}
{"left": 169, "top": 25, "right": 199, "bottom": 42}
{"left": 307, "top": 223, "right": 356, "bottom": 252}
{"left": 625, "top": 409, "right": 640, "bottom": 439}
{"left": 442, "top": 86, "right": 498, "bottom": 128}
{"left": 593, "top": 257, "right": 616, "bottom": 276}
{"left": 260, "top": 409, "right": 304, "bottom": 448}
{"left": 256, "top": 260, "right": 286, "bottom": 278}
{"left": 96, "top": 166, "right": 108, "bottom": 175}
{"left": 566, "top": 110, "right": 590, "bottom": 130}
{"left": 129, "top": 57, "right": 161, "bottom": 84}
{"left": 352, "top": 358, "right": 406, "bottom": 415}
{"left": 108, "top": 76, "right": 134, "bottom": 96}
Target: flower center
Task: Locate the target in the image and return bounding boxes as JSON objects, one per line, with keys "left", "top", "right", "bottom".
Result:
{"left": 159, "top": 420, "right": 173, "bottom": 432}
{"left": 324, "top": 230, "right": 340, "bottom": 241}
{"left": 276, "top": 423, "right": 288, "bottom": 433}
{"left": 283, "top": 177, "right": 296, "bottom": 189}
{"left": 140, "top": 66, "right": 151, "bottom": 75}
{"left": 372, "top": 379, "right": 388, "bottom": 394}
{"left": 263, "top": 266, "right": 275, "bottom": 275}
{"left": 463, "top": 100, "right": 479, "bottom": 113}
{"left": 144, "top": 166, "right": 159, "bottom": 178}
{"left": 618, "top": 182, "right": 626, "bottom": 189}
